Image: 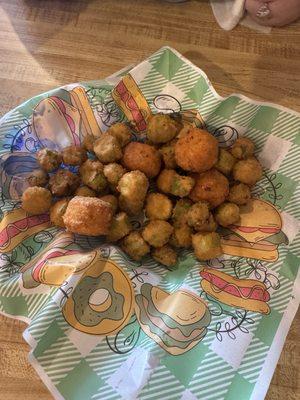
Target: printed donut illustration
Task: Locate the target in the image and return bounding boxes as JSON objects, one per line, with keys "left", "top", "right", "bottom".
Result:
{"left": 63, "top": 256, "right": 134, "bottom": 335}
{"left": 135, "top": 283, "right": 211, "bottom": 355}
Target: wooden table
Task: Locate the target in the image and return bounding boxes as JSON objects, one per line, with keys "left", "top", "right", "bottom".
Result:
{"left": 0, "top": 0, "right": 299, "bottom": 399}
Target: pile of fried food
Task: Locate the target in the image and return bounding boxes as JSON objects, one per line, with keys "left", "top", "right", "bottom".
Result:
{"left": 21, "top": 115, "right": 263, "bottom": 267}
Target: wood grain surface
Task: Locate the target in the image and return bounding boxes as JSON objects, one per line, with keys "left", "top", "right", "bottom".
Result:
{"left": 0, "top": 0, "right": 299, "bottom": 399}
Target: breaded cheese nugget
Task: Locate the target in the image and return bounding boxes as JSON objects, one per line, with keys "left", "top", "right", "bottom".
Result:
{"left": 107, "top": 123, "right": 132, "bottom": 147}
{"left": 117, "top": 171, "right": 149, "bottom": 215}
{"left": 63, "top": 196, "right": 113, "bottom": 236}
{"left": 147, "top": 114, "right": 181, "bottom": 144}
{"left": 145, "top": 193, "right": 173, "bottom": 220}
{"left": 189, "top": 169, "right": 229, "bottom": 208}
{"left": 22, "top": 186, "right": 52, "bottom": 215}
{"left": 122, "top": 142, "right": 161, "bottom": 178}
{"left": 175, "top": 128, "right": 218, "bottom": 173}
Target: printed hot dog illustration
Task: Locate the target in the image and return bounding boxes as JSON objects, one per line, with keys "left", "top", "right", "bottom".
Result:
{"left": 200, "top": 268, "right": 271, "bottom": 314}
{"left": 0, "top": 208, "right": 50, "bottom": 253}
{"left": 135, "top": 283, "right": 211, "bottom": 355}
{"left": 220, "top": 199, "right": 288, "bottom": 262}
{"left": 63, "top": 254, "right": 134, "bottom": 335}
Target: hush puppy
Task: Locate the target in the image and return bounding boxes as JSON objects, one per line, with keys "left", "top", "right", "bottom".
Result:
{"left": 189, "top": 169, "right": 229, "bottom": 208}
{"left": 175, "top": 128, "right": 218, "bottom": 173}
{"left": 22, "top": 186, "right": 52, "bottom": 215}
{"left": 63, "top": 196, "right": 113, "bottom": 236}
{"left": 122, "top": 142, "right": 161, "bottom": 178}
{"left": 145, "top": 193, "right": 173, "bottom": 220}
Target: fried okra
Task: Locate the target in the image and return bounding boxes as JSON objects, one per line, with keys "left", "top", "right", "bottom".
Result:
{"left": 172, "top": 199, "right": 193, "bottom": 227}
{"left": 93, "top": 134, "right": 122, "bottom": 163}
{"left": 145, "top": 193, "right": 173, "bottom": 220}
{"left": 103, "top": 163, "right": 126, "bottom": 191}
{"left": 62, "top": 145, "right": 87, "bottom": 166}
{"left": 159, "top": 140, "right": 177, "bottom": 169}
{"left": 99, "top": 194, "right": 118, "bottom": 214}
{"left": 215, "top": 202, "right": 240, "bottom": 227}
{"left": 106, "top": 212, "right": 132, "bottom": 242}
{"left": 169, "top": 224, "right": 192, "bottom": 248}
{"left": 228, "top": 183, "right": 251, "bottom": 205}
{"left": 36, "top": 148, "right": 62, "bottom": 172}
{"left": 142, "top": 220, "right": 173, "bottom": 248}
{"left": 152, "top": 245, "right": 177, "bottom": 267}
{"left": 121, "top": 231, "right": 150, "bottom": 261}
{"left": 50, "top": 198, "right": 69, "bottom": 227}
{"left": 75, "top": 186, "right": 97, "bottom": 197}
{"left": 232, "top": 158, "right": 263, "bottom": 186}
{"left": 21, "top": 186, "right": 52, "bottom": 215}
{"left": 107, "top": 122, "right": 132, "bottom": 147}
{"left": 122, "top": 142, "right": 161, "bottom": 178}
{"left": 157, "top": 169, "right": 195, "bottom": 198}
{"left": 189, "top": 169, "right": 229, "bottom": 208}
{"left": 175, "top": 128, "right": 218, "bottom": 173}
{"left": 79, "top": 159, "right": 107, "bottom": 192}
{"left": 27, "top": 169, "right": 49, "bottom": 187}
{"left": 147, "top": 114, "right": 181, "bottom": 144}
{"left": 214, "top": 148, "right": 236, "bottom": 176}
{"left": 230, "top": 137, "right": 255, "bottom": 160}
{"left": 117, "top": 171, "right": 149, "bottom": 215}
{"left": 187, "top": 202, "right": 210, "bottom": 230}
{"left": 49, "top": 169, "right": 80, "bottom": 196}
{"left": 194, "top": 213, "right": 217, "bottom": 232}
{"left": 192, "top": 232, "right": 222, "bottom": 260}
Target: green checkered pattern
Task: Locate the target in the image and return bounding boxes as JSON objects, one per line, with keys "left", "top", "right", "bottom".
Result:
{"left": 0, "top": 47, "right": 299, "bottom": 400}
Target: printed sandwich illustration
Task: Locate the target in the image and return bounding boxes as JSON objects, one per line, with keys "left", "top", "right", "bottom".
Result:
{"left": 220, "top": 199, "right": 288, "bottom": 262}
{"left": 135, "top": 283, "right": 211, "bottom": 355}
{"left": 200, "top": 268, "right": 271, "bottom": 314}
{"left": 32, "top": 86, "right": 102, "bottom": 149}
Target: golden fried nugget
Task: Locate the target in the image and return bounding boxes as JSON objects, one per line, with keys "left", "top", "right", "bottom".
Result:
{"left": 94, "top": 134, "right": 122, "bottom": 163}
{"left": 122, "top": 142, "right": 161, "bottom": 178}
{"left": 215, "top": 202, "right": 240, "bottom": 227}
{"left": 169, "top": 224, "right": 192, "bottom": 248}
{"left": 145, "top": 193, "right": 173, "bottom": 220}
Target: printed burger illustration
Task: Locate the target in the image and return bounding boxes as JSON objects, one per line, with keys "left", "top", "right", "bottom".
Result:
{"left": 200, "top": 268, "right": 271, "bottom": 314}
{"left": 220, "top": 199, "right": 288, "bottom": 262}
{"left": 32, "top": 86, "right": 102, "bottom": 149}
{"left": 135, "top": 283, "right": 211, "bottom": 355}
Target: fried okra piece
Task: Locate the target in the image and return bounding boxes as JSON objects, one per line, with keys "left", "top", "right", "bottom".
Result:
{"left": 21, "top": 186, "right": 52, "bottom": 215}
{"left": 122, "top": 142, "right": 161, "bottom": 178}
{"left": 214, "top": 148, "right": 236, "bottom": 176}
{"left": 192, "top": 232, "right": 222, "bottom": 260}
{"left": 142, "top": 220, "right": 173, "bottom": 248}
{"left": 187, "top": 202, "right": 210, "bottom": 230}
{"left": 194, "top": 213, "right": 217, "bottom": 232}
{"left": 106, "top": 212, "right": 132, "bottom": 242}
{"left": 103, "top": 163, "right": 126, "bottom": 191}
{"left": 228, "top": 183, "right": 251, "bottom": 205}
{"left": 50, "top": 198, "right": 69, "bottom": 227}
{"left": 121, "top": 231, "right": 150, "bottom": 261}
{"left": 147, "top": 114, "right": 181, "bottom": 144}
{"left": 232, "top": 158, "right": 263, "bottom": 186}
{"left": 93, "top": 134, "right": 122, "bottom": 163}
{"left": 172, "top": 199, "right": 193, "bottom": 227}
{"left": 62, "top": 145, "right": 87, "bottom": 166}
{"left": 99, "top": 194, "right": 118, "bottom": 214}
{"left": 36, "top": 148, "right": 62, "bottom": 172}
{"left": 159, "top": 140, "right": 177, "bottom": 169}
{"left": 79, "top": 159, "right": 107, "bottom": 192}
{"left": 27, "top": 169, "right": 49, "bottom": 187}
{"left": 215, "top": 202, "right": 240, "bottom": 227}
{"left": 145, "top": 193, "right": 173, "bottom": 220}
{"left": 49, "top": 169, "right": 80, "bottom": 196}
{"left": 82, "top": 134, "right": 100, "bottom": 153}
{"left": 117, "top": 171, "right": 149, "bottom": 215}
{"left": 107, "top": 123, "right": 132, "bottom": 147}
{"left": 230, "top": 137, "right": 255, "bottom": 160}
{"left": 157, "top": 169, "right": 195, "bottom": 198}
{"left": 169, "top": 224, "right": 192, "bottom": 248}
{"left": 152, "top": 245, "right": 178, "bottom": 268}
{"left": 75, "top": 186, "right": 97, "bottom": 197}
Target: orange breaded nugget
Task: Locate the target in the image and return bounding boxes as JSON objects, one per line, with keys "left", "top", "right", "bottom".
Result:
{"left": 122, "top": 142, "right": 161, "bottom": 178}
{"left": 189, "top": 169, "right": 229, "bottom": 208}
{"left": 63, "top": 196, "right": 113, "bottom": 236}
{"left": 175, "top": 128, "right": 218, "bottom": 173}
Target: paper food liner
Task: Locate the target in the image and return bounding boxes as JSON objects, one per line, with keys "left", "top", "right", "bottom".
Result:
{"left": 0, "top": 47, "right": 299, "bottom": 400}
